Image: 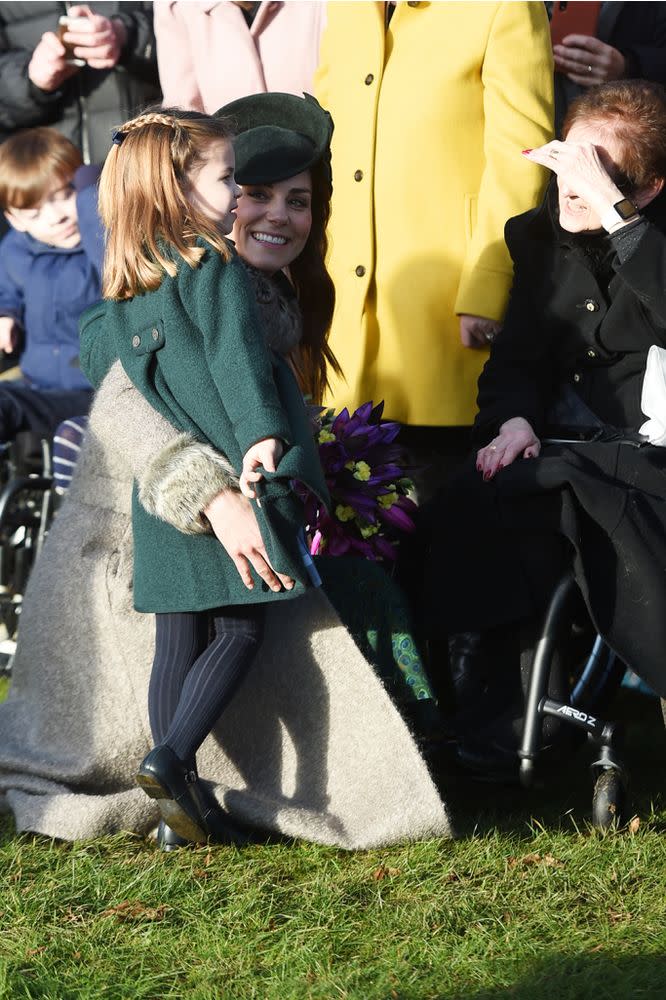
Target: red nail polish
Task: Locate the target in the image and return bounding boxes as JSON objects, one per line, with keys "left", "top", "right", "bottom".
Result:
{"left": 484, "top": 471, "right": 492, "bottom": 481}
{"left": 522, "top": 148, "right": 533, "bottom": 154}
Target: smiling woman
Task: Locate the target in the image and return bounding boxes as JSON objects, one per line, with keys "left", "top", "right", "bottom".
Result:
{"left": 0, "top": 93, "right": 451, "bottom": 850}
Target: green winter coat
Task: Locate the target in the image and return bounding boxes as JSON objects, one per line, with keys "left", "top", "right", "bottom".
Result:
{"left": 79, "top": 244, "right": 329, "bottom": 614}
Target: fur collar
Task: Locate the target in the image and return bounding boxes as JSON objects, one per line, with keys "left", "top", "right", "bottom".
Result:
{"left": 241, "top": 262, "right": 302, "bottom": 356}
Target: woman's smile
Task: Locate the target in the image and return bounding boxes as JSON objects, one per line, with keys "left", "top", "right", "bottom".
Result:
{"left": 251, "top": 231, "right": 289, "bottom": 246}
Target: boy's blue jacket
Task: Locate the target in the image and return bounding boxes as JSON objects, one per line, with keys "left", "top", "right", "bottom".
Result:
{"left": 0, "top": 178, "right": 103, "bottom": 391}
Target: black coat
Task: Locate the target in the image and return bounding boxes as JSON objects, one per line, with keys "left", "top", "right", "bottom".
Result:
{"left": 429, "top": 187, "right": 666, "bottom": 697}
{"left": 474, "top": 183, "right": 666, "bottom": 443}
{"left": 0, "top": 2, "right": 160, "bottom": 163}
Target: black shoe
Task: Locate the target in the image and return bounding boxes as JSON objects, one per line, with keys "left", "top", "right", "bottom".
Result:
{"left": 137, "top": 745, "right": 218, "bottom": 844}
{"left": 448, "top": 632, "right": 489, "bottom": 714}
{"left": 137, "top": 746, "right": 256, "bottom": 846}
{"left": 156, "top": 820, "right": 190, "bottom": 852}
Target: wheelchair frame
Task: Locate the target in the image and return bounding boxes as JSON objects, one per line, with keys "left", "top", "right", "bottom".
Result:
{"left": 0, "top": 435, "right": 56, "bottom": 668}
{"left": 519, "top": 571, "right": 629, "bottom": 829}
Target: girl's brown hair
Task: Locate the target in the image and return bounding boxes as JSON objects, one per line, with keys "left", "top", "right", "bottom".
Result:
{"left": 287, "top": 158, "right": 341, "bottom": 403}
{"left": 99, "top": 108, "right": 235, "bottom": 300}
{"left": 0, "top": 128, "right": 82, "bottom": 211}
{"left": 563, "top": 80, "right": 666, "bottom": 191}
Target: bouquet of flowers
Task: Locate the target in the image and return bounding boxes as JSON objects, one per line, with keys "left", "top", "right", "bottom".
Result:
{"left": 298, "top": 401, "right": 417, "bottom": 561}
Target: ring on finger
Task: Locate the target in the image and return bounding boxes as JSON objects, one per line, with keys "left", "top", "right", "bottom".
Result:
{"left": 587, "top": 64, "right": 593, "bottom": 73}
{"left": 489, "top": 445, "right": 498, "bottom": 451}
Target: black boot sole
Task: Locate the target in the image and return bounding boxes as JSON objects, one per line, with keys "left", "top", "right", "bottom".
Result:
{"left": 136, "top": 769, "right": 209, "bottom": 844}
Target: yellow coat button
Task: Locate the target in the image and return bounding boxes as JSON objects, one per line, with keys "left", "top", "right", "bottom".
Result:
{"left": 587, "top": 349, "right": 596, "bottom": 359}
{"left": 585, "top": 299, "right": 599, "bottom": 312}
{"left": 355, "top": 265, "right": 366, "bottom": 277}
{"left": 573, "top": 373, "right": 581, "bottom": 383}
{"left": 354, "top": 169, "right": 363, "bottom": 182}
{"left": 132, "top": 335, "right": 140, "bottom": 348}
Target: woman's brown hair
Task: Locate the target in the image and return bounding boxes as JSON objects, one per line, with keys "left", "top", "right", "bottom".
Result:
{"left": 287, "top": 157, "right": 341, "bottom": 404}
{"left": 99, "top": 108, "right": 235, "bottom": 300}
{"left": 0, "top": 127, "right": 82, "bottom": 211}
{"left": 563, "top": 80, "right": 666, "bottom": 191}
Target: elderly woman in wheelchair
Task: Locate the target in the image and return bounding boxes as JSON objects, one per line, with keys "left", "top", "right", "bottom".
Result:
{"left": 425, "top": 80, "right": 666, "bottom": 781}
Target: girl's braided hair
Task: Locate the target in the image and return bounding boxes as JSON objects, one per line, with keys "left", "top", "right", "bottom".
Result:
{"left": 100, "top": 107, "right": 235, "bottom": 300}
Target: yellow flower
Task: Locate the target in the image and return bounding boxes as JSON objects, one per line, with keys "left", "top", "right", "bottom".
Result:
{"left": 353, "top": 461, "right": 371, "bottom": 482}
{"left": 318, "top": 429, "right": 336, "bottom": 444}
{"left": 379, "top": 491, "right": 399, "bottom": 509}
{"left": 344, "top": 460, "right": 355, "bottom": 470}
{"left": 335, "top": 504, "right": 356, "bottom": 523}
{"left": 360, "top": 523, "right": 379, "bottom": 538}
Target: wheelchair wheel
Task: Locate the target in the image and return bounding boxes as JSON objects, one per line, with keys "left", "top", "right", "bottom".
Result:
{"left": 592, "top": 768, "right": 626, "bottom": 829}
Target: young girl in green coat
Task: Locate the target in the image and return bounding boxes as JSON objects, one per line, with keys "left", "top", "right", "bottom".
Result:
{"left": 82, "top": 103, "right": 333, "bottom": 846}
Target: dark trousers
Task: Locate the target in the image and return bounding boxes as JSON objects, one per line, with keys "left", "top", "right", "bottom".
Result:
{"left": 422, "top": 454, "right": 570, "bottom": 639}
{"left": 0, "top": 383, "right": 93, "bottom": 442}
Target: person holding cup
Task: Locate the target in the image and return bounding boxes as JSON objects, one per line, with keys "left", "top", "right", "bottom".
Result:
{"left": 0, "top": 3, "right": 160, "bottom": 165}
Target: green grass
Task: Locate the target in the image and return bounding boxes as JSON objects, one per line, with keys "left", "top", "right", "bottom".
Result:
{"left": 0, "top": 686, "right": 665, "bottom": 1000}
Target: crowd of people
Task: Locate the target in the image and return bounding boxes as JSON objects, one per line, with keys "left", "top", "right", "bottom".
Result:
{"left": 0, "top": 1, "right": 664, "bottom": 850}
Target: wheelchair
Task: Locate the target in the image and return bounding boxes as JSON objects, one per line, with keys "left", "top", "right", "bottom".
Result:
{"left": 517, "top": 571, "right": 629, "bottom": 830}
{"left": 0, "top": 432, "right": 56, "bottom": 671}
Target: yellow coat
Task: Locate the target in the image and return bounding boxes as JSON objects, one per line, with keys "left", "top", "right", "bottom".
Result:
{"left": 315, "top": 1, "right": 554, "bottom": 426}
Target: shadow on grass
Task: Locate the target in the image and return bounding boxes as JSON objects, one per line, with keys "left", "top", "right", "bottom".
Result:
{"left": 434, "top": 689, "right": 666, "bottom": 839}
{"left": 446, "top": 951, "right": 666, "bottom": 1000}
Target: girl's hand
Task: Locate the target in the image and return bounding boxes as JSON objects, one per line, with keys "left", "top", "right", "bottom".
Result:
{"left": 476, "top": 417, "right": 540, "bottom": 481}
{"left": 522, "top": 140, "right": 623, "bottom": 219}
{"left": 553, "top": 35, "right": 626, "bottom": 88}
{"left": 240, "top": 437, "right": 284, "bottom": 499}
{"left": 204, "top": 489, "right": 294, "bottom": 592}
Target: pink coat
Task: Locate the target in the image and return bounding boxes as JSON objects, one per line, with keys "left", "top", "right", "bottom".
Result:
{"left": 155, "top": 1, "right": 327, "bottom": 112}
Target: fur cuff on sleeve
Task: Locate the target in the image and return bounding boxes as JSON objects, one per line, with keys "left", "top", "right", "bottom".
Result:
{"left": 138, "top": 434, "right": 239, "bottom": 535}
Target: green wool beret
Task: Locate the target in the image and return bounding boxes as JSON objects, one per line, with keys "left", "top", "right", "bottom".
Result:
{"left": 216, "top": 92, "right": 333, "bottom": 185}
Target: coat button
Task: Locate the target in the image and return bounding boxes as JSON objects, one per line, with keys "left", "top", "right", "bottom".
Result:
{"left": 407, "top": 1, "right": 420, "bottom": 6}
{"left": 132, "top": 335, "right": 140, "bottom": 348}
{"left": 151, "top": 327, "right": 160, "bottom": 341}
{"left": 365, "top": 74, "right": 374, "bottom": 85}
{"left": 354, "top": 169, "right": 363, "bottom": 182}
{"left": 587, "top": 348, "right": 597, "bottom": 359}
{"left": 573, "top": 373, "right": 581, "bottom": 383}
{"left": 585, "top": 299, "right": 599, "bottom": 312}
{"left": 355, "top": 265, "right": 366, "bottom": 277}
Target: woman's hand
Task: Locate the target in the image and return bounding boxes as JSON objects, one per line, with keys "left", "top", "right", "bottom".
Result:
{"left": 240, "top": 437, "right": 284, "bottom": 499}
{"left": 459, "top": 314, "right": 502, "bottom": 349}
{"left": 522, "top": 140, "right": 623, "bottom": 219}
{"left": 553, "top": 35, "right": 626, "bottom": 88}
{"left": 204, "top": 489, "right": 294, "bottom": 593}
{"left": 476, "top": 417, "right": 540, "bottom": 481}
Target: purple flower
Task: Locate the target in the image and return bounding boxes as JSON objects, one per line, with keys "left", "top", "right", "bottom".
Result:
{"left": 299, "top": 400, "right": 416, "bottom": 562}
